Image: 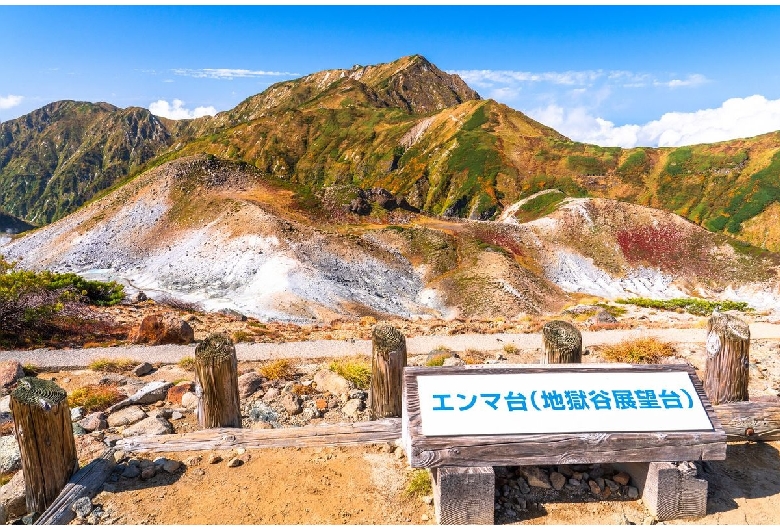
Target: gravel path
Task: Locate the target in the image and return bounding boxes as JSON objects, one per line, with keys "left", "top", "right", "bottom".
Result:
{"left": 2, "top": 323, "right": 780, "bottom": 370}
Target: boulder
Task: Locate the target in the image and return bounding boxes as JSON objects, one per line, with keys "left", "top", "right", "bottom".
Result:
{"left": 181, "top": 392, "right": 198, "bottom": 410}
{"left": 238, "top": 372, "right": 263, "bottom": 399}
{"left": 132, "top": 362, "right": 154, "bottom": 377}
{"left": 281, "top": 394, "right": 302, "bottom": 415}
{"left": 0, "top": 361, "right": 24, "bottom": 393}
{"left": 313, "top": 369, "right": 350, "bottom": 396}
{"left": 122, "top": 416, "right": 174, "bottom": 436}
{"left": 128, "top": 313, "right": 194, "bottom": 345}
{"left": 107, "top": 405, "right": 147, "bottom": 427}
{"left": 342, "top": 398, "right": 364, "bottom": 420}
{"left": 0, "top": 436, "right": 20, "bottom": 474}
{"left": 521, "top": 466, "right": 552, "bottom": 489}
{"left": 0, "top": 470, "right": 26, "bottom": 517}
{"left": 106, "top": 381, "right": 173, "bottom": 414}
{"left": 595, "top": 310, "right": 618, "bottom": 324}
{"left": 78, "top": 412, "right": 108, "bottom": 433}
{"left": 166, "top": 382, "right": 194, "bottom": 405}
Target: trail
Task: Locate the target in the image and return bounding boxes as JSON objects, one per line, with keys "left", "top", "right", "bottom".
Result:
{"left": 3, "top": 323, "right": 780, "bottom": 369}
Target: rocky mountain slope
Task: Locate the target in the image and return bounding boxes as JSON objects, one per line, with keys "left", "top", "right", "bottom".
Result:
{"left": 3, "top": 55, "right": 780, "bottom": 252}
{"left": 3, "top": 155, "right": 778, "bottom": 321}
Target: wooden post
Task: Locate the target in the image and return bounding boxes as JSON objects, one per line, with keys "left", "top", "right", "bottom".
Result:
{"left": 10, "top": 377, "right": 78, "bottom": 514}
{"left": 704, "top": 312, "right": 750, "bottom": 405}
{"left": 194, "top": 333, "right": 241, "bottom": 428}
{"left": 369, "top": 323, "right": 407, "bottom": 419}
{"left": 432, "top": 466, "right": 494, "bottom": 525}
{"left": 541, "top": 320, "right": 582, "bottom": 364}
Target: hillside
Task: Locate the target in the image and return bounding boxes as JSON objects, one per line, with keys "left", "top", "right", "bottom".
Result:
{"left": 2, "top": 55, "right": 780, "bottom": 252}
{"left": 3, "top": 155, "right": 778, "bottom": 321}
{"left": 0, "top": 210, "right": 34, "bottom": 234}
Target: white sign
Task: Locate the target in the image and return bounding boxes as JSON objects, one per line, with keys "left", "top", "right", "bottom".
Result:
{"left": 416, "top": 371, "right": 713, "bottom": 436}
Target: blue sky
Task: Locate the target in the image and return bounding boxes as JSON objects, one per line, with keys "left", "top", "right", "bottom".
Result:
{"left": 3, "top": 5, "right": 780, "bottom": 147}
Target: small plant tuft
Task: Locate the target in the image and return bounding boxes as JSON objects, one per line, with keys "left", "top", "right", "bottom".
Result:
{"left": 259, "top": 359, "right": 296, "bottom": 381}
{"left": 601, "top": 337, "right": 675, "bottom": 364}
{"left": 231, "top": 330, "right": 253, "bottom": 343}
{"left": 68, "top": 384, "right": 125, "bottom": 412}
{"left": 178, "top": 356, "right": 196, "bottom": 371}
{"left": 425, "top": 354, "right": 449, "bottom": 367}
{"left": 503, "top": 343, "right": 520, "bottom": 355}
{"left": 405, "top": 469, "right": 433, "bottom": 498}
{"left": 329, "top": 358, "right": 371, "bottom": 389}
{"left": 88, "top": 357, "right": 137, "bottom": 373}
{"left": 22, "top": 363, "right": 40, "bottom": 376}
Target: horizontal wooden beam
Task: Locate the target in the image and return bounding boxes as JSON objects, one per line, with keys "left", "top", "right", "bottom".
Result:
{"left": 116, "top": 418, "right": 402, "bottom": 453}
{"left": 35, "top": 449, "right": 116, "bottom": 525}
{"left": 713, "top": 400, "right": 780, "bottom": 441}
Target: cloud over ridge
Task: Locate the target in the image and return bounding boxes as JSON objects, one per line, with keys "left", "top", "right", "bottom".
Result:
{"left": 0, "top": 95, "right": 23, "bottom": 110}
{"left": 149, "top": 99, "right": 216, "bottom": 120}
{"left": 173, "top": 68, "right": 298, "bottom": 80}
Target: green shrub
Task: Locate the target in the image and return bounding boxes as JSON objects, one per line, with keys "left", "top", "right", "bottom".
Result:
{"left": 88, "top": 357, "right": 137, "bottom": 373}
{"left": 329, "top": 358, "right": 371, "bottom": 389}
{"left": 68, "top": 384, "right": 125, "bottom": 412}
{"left": 616, "top": 297, "right": 750, "bottom": 316}
{"left": 404, "top": 469, "right": 433, "bottom": 498}
{"left": 178, "top": 356, "right": 196, "bottom": 371}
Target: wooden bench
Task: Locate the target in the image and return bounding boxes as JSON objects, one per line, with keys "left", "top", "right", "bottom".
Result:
{"left": 402, "top": 364, "right": 727, "bottom": 524}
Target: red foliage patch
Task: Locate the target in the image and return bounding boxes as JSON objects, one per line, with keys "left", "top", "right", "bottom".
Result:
{"left": 616, "top": 224, "right": 688, "bottom": 268}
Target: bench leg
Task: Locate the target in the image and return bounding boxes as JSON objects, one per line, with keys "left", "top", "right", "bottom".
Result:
{"left": 618, "top": 461, "right": 708, "bottom": 521}
{"left": 431, "top": 466, "right": 495, "bottom": 525}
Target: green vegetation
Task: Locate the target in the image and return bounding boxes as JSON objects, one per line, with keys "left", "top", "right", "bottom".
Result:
{"left": 88, "top": 358, "right": 137, "bottom": 373}
{"left": 616, "top": 149, "right": 650, "bottom": 185}
{"left": 616, "top": 297, "right": 750, "bottom": 315}
{"left": 425, "top": 354, "right": 448, "bottom": 367}
{"left": 513, "top": 190, "right": 566, "bottom": 222}
{"left": 0, "top": 256, "right": 125, "bottom": 347}
{"left": 601, "top": 337, "right": 676, "bottom": 364}
{"left": 404, "top": 469, "right": 433, "bottom": 498}
{"left": 594, "top": 303, "right": 627, "bottom": 317}
{"left": 177, "top": 356, "right": 196, "bottom": 371}
{"left": 329, "top": 358, "right": 372, "bottom": 389}
{"left": 259, "top": 359, "right": 296, "bottom": 381}
{"left": 68, "top": 384, "right": 125, "bottom": 412}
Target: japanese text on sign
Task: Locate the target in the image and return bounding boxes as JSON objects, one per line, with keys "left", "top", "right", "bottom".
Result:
{"left": 416, "top": 371, "right": 712, "bottom": 436}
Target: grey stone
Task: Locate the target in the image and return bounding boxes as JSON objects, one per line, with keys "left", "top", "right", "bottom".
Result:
{"left": 342, "top": 398, "right": 364, "bottom": 420}
{"left": 281, "top": 393, "right": 302, "bottom": 415}
{"left": 313, "top": 369, "right": 350, "bottom": 396}
{"left": 516, "top": 477, "right": 531, "bottom": 495}
{"left": 0, "top": 436, "right": 20, "bottom": 475}
{"left": 71, "top": 407, "right": 85, "bottom": 422}
{"left": 0, "top": 395, "right": 9, "bottom": 413}
{"left": 107, "top": 405, "right": 147, "bottom": 427}
{"left": 141, "top": 467, "right": 157, "bottom": 480}
{"left": 238, "top": 372, "right": 263, "bottom": 398}
{"left": 78, "top": 412, "right": 107, "bottom": 433}
{"left": 22, "top": 512, "right": 39, "bottom": 525}
{"left": 162, "top": 459, "right": 181, "bottom": 473}
{"left": 550, "top": 471, "right": 566, "bottom": 491}
{"left": 133, "top": 362, "right": 154, "bottom": 377}
{"left": 595, "top": 310, "right": 618, "bottom": 324}
{"left": 122, "top": 416, "right": 173, "bottom": 436}
{"left": 557, "top": 464, "right": 574, "bottom": 477}
{"left": 521, "top": 466, "right": 552, "bottom": 489}
{"left": 122, "top": 465, "right": 140, "bottom": 478}
{"left": 71, "top": 496, "right": 93, "bottom": 518}
{"left": 0, "top": 470, "right": 25, "bottom": 517}
{"left": 627, "top": 486, "right": 639, "bottom": 500}
{"left": 0, "top": 503, "right": 6, "bottom": 525}
{"left": 207, "top": 454, "right": 222, "bottom": 464}
{"left": 171, "top": 411, "right": 184, "bottom": 420}
{"left": 72, "top": 423, "right": 87, "bottom": 436}
{"left": 227, "top": 457, "right": 243, "bottom": 468}
{"left": 181, "top": 391, "right": 198, "bottom": 410}
{"left": 442, "top": 356, "right": 466, "bottom": 367}
{"left": 106, "top": 381, "right": 174, "bottom": 414}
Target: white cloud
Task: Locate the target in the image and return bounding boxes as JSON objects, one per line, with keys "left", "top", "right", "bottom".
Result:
{"left": 526, "top": 95, "right": 780, "bottom": 148}
{"left": 0, "top": 95, "right": 23, "bottom": 110}
{"left": 654, "top": 74, "right": 709, "bottom": 89}
{"left": 149, "top": 99, "right": 216, "bottom": 120}
{"left": 173, "top": 68, "right": 298, "bottom": 80}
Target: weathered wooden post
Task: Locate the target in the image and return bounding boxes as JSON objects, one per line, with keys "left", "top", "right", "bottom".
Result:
{"left": 10, "top": 377, "right": 78, "bottom": 514}
{"left": 194, "top": 333, "right": 241, "bottom": 428}
{"left": 369, "top": 323, "right": 407, "bottom": 419}
{"left": 541, "top": 320, "right": 582, "bottom": 364}
{"left": 704, "top": 312, "right": 750, "bottom": 405}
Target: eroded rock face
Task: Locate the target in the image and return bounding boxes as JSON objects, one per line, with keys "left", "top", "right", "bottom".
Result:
{"left": 129, "top": 314, "right": 194, "bottom": 345}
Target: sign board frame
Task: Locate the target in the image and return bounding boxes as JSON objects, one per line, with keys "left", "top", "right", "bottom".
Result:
{"left": 402, "top": 364, "right": 727, "bottom": 469}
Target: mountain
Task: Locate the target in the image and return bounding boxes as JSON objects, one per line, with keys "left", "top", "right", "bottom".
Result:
{"left": 0, "top": 211, "right": 34, "bottom": 235}
{"left": 3, "top": 155, "right": 778, "bottom": 321}
{"left": 2, "top": 55, "right": 780, "bottom": 254}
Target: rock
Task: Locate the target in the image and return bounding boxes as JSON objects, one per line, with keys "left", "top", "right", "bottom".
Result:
{"left": 0, "top": 503, "right": 6, "bottom": 525}
{"left": 252, "top": 421, "right": 274, "bottom": 430}
{"left": 128, "top": 313, "right": 194, "bottom": 345}
{"left": 140, "top": 467, "right": 157, "bottom": 480}
{"left": 106, "top": 381, "right": 174, "bottom": 414}
{"left": 521, "top": 466, "right": 552, "bottom": 489}
{"left": 238, "top": 372, "right": 263, "bottom": 399}
{"left": 281, "top": 393, "right": 302, "bottom": 415}
{"left": 107, "top": 405, "right": 147, "bottom": 427}
{"left": 0, "top": 361, "right": 24, "bottom": 393}
{"left": 422, "top": 495, "right": 433, "bottom": 506}
{"left": 162, "top": 459, "right": 181, "bottom": 473}
{"left": 313, "top": 369, "right": 350, "bottom": 396}
{"left": 0, "top": 395, "right": 10, "bottom": 413}
{"left": 235, "top": 447, "right": 246, "bottom": 455}
{"left": 588, "top": 479, "right": 601, "bottom": 495}
{"left": 262, "top": 387, "right": 280, "bottom": 402}
{"left": 133, "top": 362, "right": 154, "bottom": 377}
{"left": 550, "top": 471, "right": 566, "bottom": 491}
{"left": 627, "top": 486, "right": 639, "bottom": 500}
{"left": 569, "top": 478, "right": 581, "bottom": 486}
{"left": 70, "top": 496, "right": 92, "bottom": 519}
{"left": 227, "top": 457, "right": 243, "bottom": 468}
{"left": 171, "top": 411, "right": 184, "bottom": 420}
{"left": 135, "top": 291, "right": 148, "bottom": 302}
{"left": 122, "top": 416, "right": 173, "bottom": 436}
{"left": 122, "top": 465, "right": 141, "bottom": 478}
{"left": 207, "top": 454, "right": 222, "bottom": 464}
{"left": 184, "top": 455, "right": 201, "bottom": 466}
{"left": 613, "top": 471, "right": 631, "bottom": 486}
{"left": 181, "top": 391, "right": 198, "bottom": 410}
{"left": 595, "top": 310, "right": 618, "bottom": 324}
{"left": 605, "top": 479, "right": 619, "bottom": 491}
{"left": 315, "top": 398, "right": 328, "bottom": 411}
{"left": 421, "top": 514, "right": 429, "bottom": 521}
{"left": 218, "top": 308, "right": 247, "bottom": 321}
{"left": 0, "top": 470, "right": 25, "bottom": 517}
{"left": 342, "top": 398, "right": 364, "bottom": 420}
{"left": 442, "top": 356, "right": 466, "bottom": 367}
{"left": 393, "top": 446, "right": 405, "bottom": 459}
{"left": 71, "top": 407, "right": 85, "bottom": 422}
{"left": 78, "top": 412, "right": 108, "bottom": 433}
{"left": 0, "top": 436, "right": 20, "bottom": 474}
{"left": 557, "top": 464, "right": 574, "bottom": 477}
{"left": 22, "top": 512, "right": 40, "bottom": 525}
{"left": 516, "top": 477, "right": 531, "bottom": 495}
{"left": 167, "top": 382, "right": 194, "bottom": 405}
